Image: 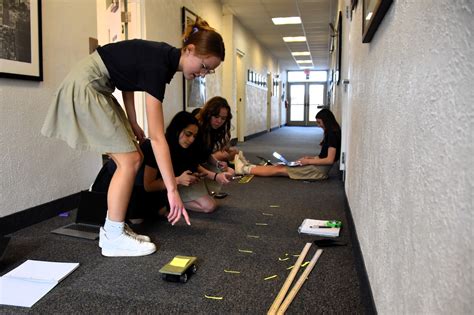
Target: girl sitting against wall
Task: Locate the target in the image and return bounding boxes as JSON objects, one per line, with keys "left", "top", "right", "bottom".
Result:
{"left": 233, "top": 109, "right": 341, "bottom": 180}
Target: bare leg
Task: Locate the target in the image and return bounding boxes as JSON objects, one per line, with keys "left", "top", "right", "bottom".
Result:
{"left": 107, "top": 151, "right": 143, "bottom": 221}
{"left": 185, "top": 195, "right": 217, "bottom": 213}
{"left": 250, "top": 164, "right": 289, "bottom": 177}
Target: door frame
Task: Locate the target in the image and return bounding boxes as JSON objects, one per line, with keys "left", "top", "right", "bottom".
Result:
{"left": 286, "top": 82, "right": 327, "bottom": 126}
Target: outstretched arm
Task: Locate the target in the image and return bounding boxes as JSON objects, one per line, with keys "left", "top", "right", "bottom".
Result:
{"left": 197, "top": 164, "right": 232, "bottom": 185}
{"left": 143, "top": 166, "right": 198, "bottom": 192}
{"left": 145, "top": 93, "right": 190, "bottom": 225}
{"left": 298, "top": 147, "right": 337, "bottom": 166}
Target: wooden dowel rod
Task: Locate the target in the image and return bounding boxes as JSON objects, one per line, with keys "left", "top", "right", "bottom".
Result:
{"left": 267, "top": 242, "right": 312, "bottom": 315}
{"left": 277, "top": 249, "right": 323, "bottom": 314}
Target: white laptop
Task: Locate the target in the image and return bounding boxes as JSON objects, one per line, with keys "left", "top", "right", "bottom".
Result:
{"left": 273, "top": 152, "right": 301, "bottom": 167}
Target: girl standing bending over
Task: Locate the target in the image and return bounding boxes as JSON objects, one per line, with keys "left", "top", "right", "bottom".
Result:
{"left": 41, "top": 18, "right": 225, "bottom": 257}
{"left": 234, "top": 109, "right": 341, "bottom": 180}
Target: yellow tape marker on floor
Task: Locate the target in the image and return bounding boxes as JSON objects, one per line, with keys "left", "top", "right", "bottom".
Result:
{"left": 301, "top": 261, "right": 310, "bottom": 267}
{"left": 269, "top": 205, "right": 280, "bottom": 208}
{"left": 264, "top": 275, "right": 278, "bottom": 281}
{"left": 239, "top": 175, "right": 254, "bottom": 183}
{"left": 205, "top": 295, "right": 223, "bottom": 300}
{"left": 238, "top": 249, "right": 254, "bottom": 254}
{"left": 287, "top": 265, "right": 294, "bottom": 270}
{"left": 255, "top": 223, "right": 268, "bottom": 226}
{"left": 247, "top": 235, "right": 260, "bottom": 239}
{"left": 278, "top": 257, "right": 290, "bottom": 261}
{"left": 224, "top": 269, "right": 241, "bottom": 274}
{"left": 262, "top": 212, "right": 274, "bottom": 216}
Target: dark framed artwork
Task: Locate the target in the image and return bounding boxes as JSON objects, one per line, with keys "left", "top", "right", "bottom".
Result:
{"left": 335, "top": 11, "right": 342, "bottom": 85}
{"left": 362, "top": 0, "right": 393, "bottom": 43}
{"left": 181, "top": 7, "right": 205, "bottom": 109}
{"left": 0, "top": 0, "right": 43, "bottom": 81}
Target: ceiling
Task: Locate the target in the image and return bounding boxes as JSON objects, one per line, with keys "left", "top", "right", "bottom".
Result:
{"left": 221, "top": 0, "right": 336, "bottom": 71}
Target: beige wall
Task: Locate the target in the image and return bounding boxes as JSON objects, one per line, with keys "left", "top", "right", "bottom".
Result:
{"left": 333, "top": 0, "right": 473, "bottom": 313}
{"left": 0, "top": 0, "right": 100, "bottom": 218}
{"left": 232, "top": 17, "right": 280, "bottom": 137}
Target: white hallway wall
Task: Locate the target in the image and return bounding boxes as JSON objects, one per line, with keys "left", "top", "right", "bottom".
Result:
{"left": 0, "top": 0, "right": 100, "bottom": 218}
{"left": 334, "top": 0, "right": 473, "bottom": 313}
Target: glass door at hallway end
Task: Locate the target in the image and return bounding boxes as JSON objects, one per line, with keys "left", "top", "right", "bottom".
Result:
{"left": 287, "top": 83, "right": 326, "bottom": 126}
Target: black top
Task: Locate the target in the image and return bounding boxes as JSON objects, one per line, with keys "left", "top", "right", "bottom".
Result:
{"left": 141, "top": 139, "right": 199, "bottom": 179}
{"left": 192, "top": 134, "right": 213, "bottom": 165}
{"left": 97, "top": 39, "right": 181, "bottom": 102}
{"left": 319, "top": 129, "right": 341, "bottom": 162}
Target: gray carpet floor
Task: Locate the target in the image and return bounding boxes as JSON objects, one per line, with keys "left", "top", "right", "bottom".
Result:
{"left": 0, "top": 126, "right": 367, "bottom": 314}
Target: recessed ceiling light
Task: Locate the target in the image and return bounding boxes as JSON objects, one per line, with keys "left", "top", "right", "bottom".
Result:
{"left": 272, "top": 17, "right": 302, "bottom": 25}
{"left": 296, "top": 60, "right": 313, "bottom": 64}
{"left": 283, "top": 36, "right": 306, "bottom": 42}
{"left": 292, "top": 52, "right": 311, "bottom": 56}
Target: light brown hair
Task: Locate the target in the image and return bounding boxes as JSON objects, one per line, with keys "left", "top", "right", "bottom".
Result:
{"left": 182, "top": 16, "right": 225, "bottom": 61}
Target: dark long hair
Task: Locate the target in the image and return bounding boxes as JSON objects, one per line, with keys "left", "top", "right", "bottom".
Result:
{"left": 166, "top": 111, "right": 199, "bottom": 149}
{"left": 165, "top": 111, "right": 199, "bottom": 174}
{"left": 182, "top": 16, "right": 225, "bottom": 61}
{"left": 196, "top": 96, "right": 232, "bottom": 152}
{"left": 316, "top": 109, "right": 341, "bottom": 135}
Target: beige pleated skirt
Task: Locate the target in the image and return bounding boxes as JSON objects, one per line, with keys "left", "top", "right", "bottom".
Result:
{"left": 41, "top": 51, "right": 137, "bottom": 153}
{"left": 287, "top": 164, "right": 332, "bottom": 180}
{"left": 179, "top": 180, "right": 212, "bottom": 203}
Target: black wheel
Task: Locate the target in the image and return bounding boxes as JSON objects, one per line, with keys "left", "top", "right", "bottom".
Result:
{"left": 180, "top": 273, "right": 188, "bottom": 283}
{"left": 191, "top": 264, "right": 197, "bottom": 274}
{"left": 161, "top": 274, "right": 167, "bottom": 281}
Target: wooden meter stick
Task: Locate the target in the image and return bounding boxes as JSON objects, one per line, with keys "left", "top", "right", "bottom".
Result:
{"left": 277, "top": 249, "right": 324, "bottom": 314}
{"left": 267, "top": 242, "right": 312, "bottom": 315}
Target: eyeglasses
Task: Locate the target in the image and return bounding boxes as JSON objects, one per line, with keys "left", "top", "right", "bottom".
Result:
{"left": 201, "top": 61, "right": 215, "bottom": 74}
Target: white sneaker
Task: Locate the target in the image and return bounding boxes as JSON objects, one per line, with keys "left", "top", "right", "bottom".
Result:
{"left": 234, "top": 153, "right": 246, "bottom": 175}
{"left": 100, "top": 228, "right": 156, "bottom": 257}
{"left": 98, "top": 224, "right": 151, "bottom": 248}
{"left": 238, "top": 151, "right": 251, "bottom": 164}
{"left": 124, "top": 224, "right": 151, "bottom": 242}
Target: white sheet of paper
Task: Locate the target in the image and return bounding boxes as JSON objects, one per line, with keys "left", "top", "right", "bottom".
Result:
{"left": 0, "top": 277, "right": 56, "bottom": 307}
{"left": 0, "top": 260, "right": 79, "bottom": 308}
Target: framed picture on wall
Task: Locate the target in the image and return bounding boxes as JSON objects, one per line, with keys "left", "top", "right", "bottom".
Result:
{"left": 362, "top": 0, "right": 393, "bottom": 43}
{"left": 181, "top": 7, "right": 206, "bottom": 109}
{"left": 0, "top": 0, "right": 43, "bottom": 81}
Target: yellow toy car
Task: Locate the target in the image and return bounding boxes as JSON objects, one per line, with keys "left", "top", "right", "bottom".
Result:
{"left": 159, "top": 255, "right": 197, "bottom": 283}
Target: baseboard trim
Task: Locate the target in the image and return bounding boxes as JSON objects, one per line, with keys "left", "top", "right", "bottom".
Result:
{"left": 244, "top": 130, "right": 268, "bottom": 141}
{"left": 344, "top": 194, "right": 377, "bottom": 314}
{"left": 0, "top": 192, "right": 81, "bottom": 236}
